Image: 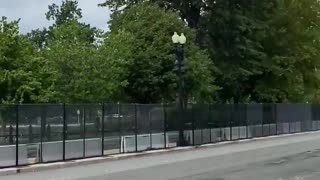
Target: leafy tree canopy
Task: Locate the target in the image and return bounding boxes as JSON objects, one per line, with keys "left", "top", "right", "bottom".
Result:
{"left": 0, "top": 17, "right": 55, "bottom": 103}
{"left": 105, "top": 2, "right": 218, "bottom": 103}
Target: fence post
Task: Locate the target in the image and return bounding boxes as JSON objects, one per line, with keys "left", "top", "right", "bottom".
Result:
{"left": 246, "top": 105, "right": 249, "bottom": 139}
{"left": 40, "top": 106, "right": 44, "bottom": 163}
{"left": 268, "top": 107, "right": 271, "bottom": 136}
{"left": 149, "top": 106, "right": 152, "bottom": 149}
{"left": 238, "top": 105, "right": 241, "bottom": 139}
{"left": 288, "top": 108, "right": 291, "bottom": 134}
{"left": 274, "top": 104, "right": 278, "bottom": 135}
{"left": 15, "top": 104, "right": 19, "bottom": 166}
{"left": 134, "top": 104, "right": 138, "bottom": 152}
{"left": 163, "top": 103, "right": 167, "bottom": 149}
{"left": 118, "top": 102, "right": 121, "bottom": 153}
{"left": 316, "top": 105, "right": 318, "bottom": 131}
{"left": 191, "top": 104, "right": 195, "bottom": 146}
{"left": 230, "top": 105, "right": 233, "bottom": 141}
{"left": 83, "top": 107, "right": 86, "bottom": 158}
{"left": 62, "top": 103, "right": 66, "bottom": 161}
{"left": 261, "top": 104, "right": 264, "bottom": 137}
{"left": 101, "top": 103, "right": 105, "bottom": 156}
{"left": 220, "top": 106, "right": 223, "bottom": 141}
{"left": 201, "top": 105, "right": 204, "bottom": 144}
{"left": 208, "top": 104, "right": 212, "bottom": 143}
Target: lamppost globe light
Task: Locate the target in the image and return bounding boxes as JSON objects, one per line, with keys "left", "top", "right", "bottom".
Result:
{"left": 172, "top": 32, "right": 180, "bottom": 44}
{"left": 179, "top": 33, "right": 187, "bottom": 44}
{"left": 77, "top": 109, "right": 80, "bottom": 115}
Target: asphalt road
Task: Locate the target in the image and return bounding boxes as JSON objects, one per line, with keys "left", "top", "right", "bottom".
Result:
{"left": 4, "top": 132, "right": 320, "bottom": 180}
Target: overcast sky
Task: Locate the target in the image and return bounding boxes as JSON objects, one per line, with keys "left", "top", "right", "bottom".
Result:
{"left": 0, "top": 0, "right": 111, "bottom": 34}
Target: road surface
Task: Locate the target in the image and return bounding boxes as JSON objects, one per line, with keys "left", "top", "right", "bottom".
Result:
{"left": 3, "top": 132, "right": 320, "bottom": 180}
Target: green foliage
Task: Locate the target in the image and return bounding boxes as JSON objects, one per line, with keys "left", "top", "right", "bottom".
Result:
{"left": 100, "top": 0, "right": 204, "bottom": 28}
{"left": 0, "top": 17, "right": 54, "bottom": 103}
{"left": 255, "top": 0, "right": 320, "bottom": 102}
{"left": 46, "top": 0, "right": 82, "bottom": 27}
{"left": 198, "top": 0, "right": 277, "bottom": 103}
{"left": 42, "top": 21, "right": 127, "bottom": 103}
{"left": 27, "top": 0, "right": 98, "bottom": 48}
{"left": 106, "top": 3, "right": 218, "bottom": 103}
{"left": 39, "top": 1, "right": 121, "bottom": 103}
{"left": 102, "top": 0, "right": 320, "bottom": 103}
{"left": 3, "top": 0, "right": 320, "bottom": 104}
{"left": 27, "top": 28, "right": 49, "bottom": 49}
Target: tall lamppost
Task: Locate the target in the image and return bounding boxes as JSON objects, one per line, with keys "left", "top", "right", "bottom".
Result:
{"left": 172, "top": 32, "right": 187, "bottom": 146}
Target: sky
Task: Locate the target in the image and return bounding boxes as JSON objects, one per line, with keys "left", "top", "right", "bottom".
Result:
{"left": 0, "top": 0, "right": 111, "bottom": 34}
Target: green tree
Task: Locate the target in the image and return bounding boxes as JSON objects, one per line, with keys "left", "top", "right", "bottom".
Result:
{"left": 198, "top": 0, "right": 277, "bottom": 103}
{"left": 254, "top": 0, "right": 320, "bottom": 102}
{"left": 28, "top": 0, "right": 99, "bottom": 48}
{"left": 43, "top": 21, "right": 127, "bottom": 103}
{"left": 46, "top": 0, "right": 82, "bottom": 27}
{"left": 100, "top": 0, "right": 204, "bottom": 28}
{"left": 27, "top": 28, "right": 49, "bottom": 49}
{"left": 39, "top": 0, "right": 124, "bottom": 103}
{"left": 0, "top": 17, "right": 55, "bottom": 104}
{"left": 106, "top": 3, "right": 218, "bottom": 103}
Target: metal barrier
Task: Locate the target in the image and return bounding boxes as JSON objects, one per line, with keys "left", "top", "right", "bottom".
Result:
{"left": 0, "top": 103, "right": 318, "bottom": 168}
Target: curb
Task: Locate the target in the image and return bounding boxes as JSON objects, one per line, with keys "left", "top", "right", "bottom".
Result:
{"left": 0, "top": 147, "right": 193, "bottom": 176}
{"left": 1, "top": 130, "right": 319, "bottom": 176}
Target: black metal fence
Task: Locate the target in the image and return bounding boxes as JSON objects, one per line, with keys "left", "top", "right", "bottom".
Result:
{"left": 0, "top": 103, "right": 319, "bottom": 168}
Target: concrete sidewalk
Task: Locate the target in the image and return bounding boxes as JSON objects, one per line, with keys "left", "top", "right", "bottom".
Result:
{"left": 1, "top": 131, "right": 320, "bottom": 176}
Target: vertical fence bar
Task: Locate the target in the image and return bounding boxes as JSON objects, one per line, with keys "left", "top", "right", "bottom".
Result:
{"left": 268, "top": 104, "right": 271, "bottom": 136}
{"left": 134, "top": 104, "right": 138, "bottom": 152}
{"left": 288, "top": 109, "right": 291, "bottom": 134}
{"left": 261, "top": 106, "right": 264, "bottom": 137}
{"left": 309, "top": 104, "right": 312, "bottom": 132}
{"left": 315, "top": 104, "right": 318, "bottom": 131}
{"left": 314, "top": 105, "right": 320, "bottom": 131}
{"left": 208, "top": 105, "right": 212, "bottom": 143}
{"left": 230, "top": 105, "right": 232, "bottom": 141}
{"left": 238, "top": 105, "right": 241, "bottom": 139}
{"left": 294, "top": 107, "right": 297, "bottom": 133}
{"left": 101, "top": 103, "right": 105, "bottom": 156}
{"left": 246, "top": 105, "right": 249, "bottom": 139}
{"left": 15, "top": 104, "right": 19, "bottom": 166}
{"left": 40, "top": 106, "right": 44, "bottom": 163}
{"left": 118, "top": 102, "right": 121, "bottom": 153}
{"left": 274, "top": 104, "right": 278, "bottom": 135}
{"left": 312, "top": 104, "right": 314, "bottom": 131}
{"left": 316, "top": 105, "right": 319, "bottom": 131}
{"left": 316, "top": 104, "right": 318, "bottom": 131}
{"left": 149, "top": 108, "right": 152, "bottom": 149}
{"left": 191, "top": 104, "right": 195, "bottom": 146}
{"left": 220, "top": 106, "right": 223, "bottom": 141}
{"left": 163, "top": 103, "right": 167, "bottom": 149}
{"left": 299, "top": 105, "right": 302, "bottom": 133}
{"left": 201, "top": 106, "right": 203, "bottom": 144}
{"left": 62, "top": 103, "right": 66, "bottom": 161}
{"left": 83, "top": 107, "right": 86, "bottom": 158}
